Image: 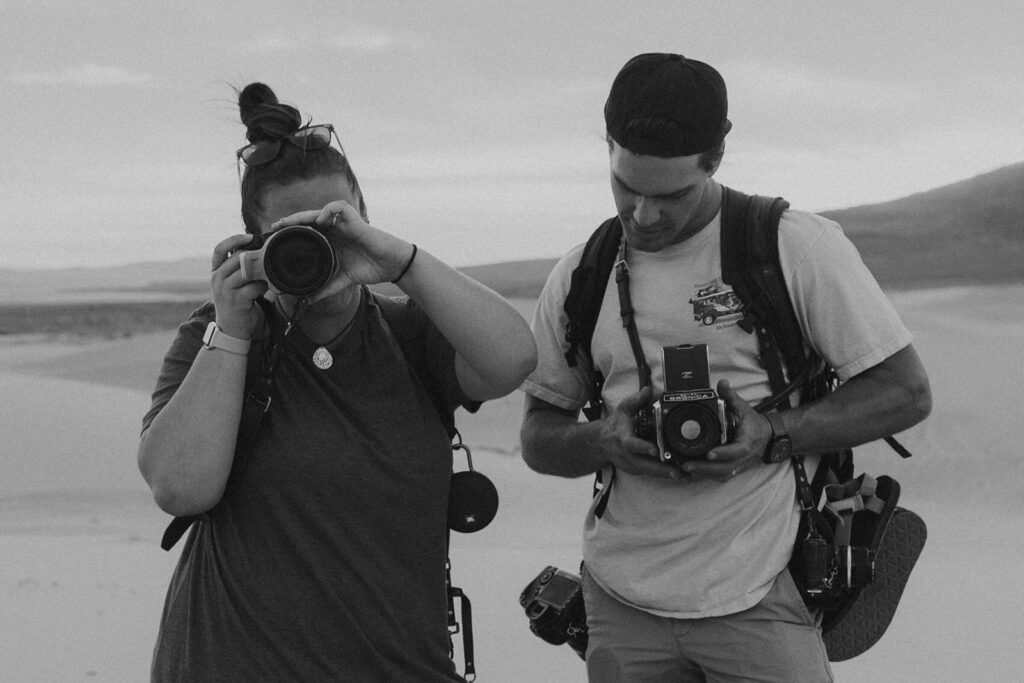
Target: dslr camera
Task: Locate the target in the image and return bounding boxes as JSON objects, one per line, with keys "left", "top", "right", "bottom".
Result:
{"left": 519, "top": 566, "right": 588, "bottom": 659}
{"left": 238, "top": 225, "right": 336, "bottom": 296}
{"left": 797, "top": 532, "right": 874, "bottom": 611}
{"left": 635, "top": 343, "right": 735, "bottom": 464}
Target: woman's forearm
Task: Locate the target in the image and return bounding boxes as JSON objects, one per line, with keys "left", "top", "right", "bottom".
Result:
{"left": 137, "top": 346, "right": 248, "bottom": 516}
{"left": 396, "top": 248, "right": 537, "bottom": 399}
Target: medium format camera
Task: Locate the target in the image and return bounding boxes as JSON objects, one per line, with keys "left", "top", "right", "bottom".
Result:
{"left": 519, "top": 566, "right": 588, "bottom": 659}
{"left": 238, "top": 225, "right": 336, "bottom": 296}
{"left": 635, "top": 343, "right": 736, "bottom": 464}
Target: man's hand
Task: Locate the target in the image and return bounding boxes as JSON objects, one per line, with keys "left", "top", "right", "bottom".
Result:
{"left": 598, "top": 387, "right": 683, "bottom": 480}
{"left": 679, "top": 379, "right": 772, "bottom": 482}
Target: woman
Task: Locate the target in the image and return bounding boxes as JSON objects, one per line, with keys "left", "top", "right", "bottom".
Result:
{"left": 138, "top": 83, "right": 537, "bottom": 681}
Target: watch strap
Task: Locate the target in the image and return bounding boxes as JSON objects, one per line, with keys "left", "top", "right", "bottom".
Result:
{"left": 203, "top": 321, "right": 251, "bottom": 356}
{"left": 763, "top": 411, "right": 793, "bottom": 464}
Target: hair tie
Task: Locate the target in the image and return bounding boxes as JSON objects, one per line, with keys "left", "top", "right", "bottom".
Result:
{"left": 392, "top": 244, "right": 418, "bottom": 284}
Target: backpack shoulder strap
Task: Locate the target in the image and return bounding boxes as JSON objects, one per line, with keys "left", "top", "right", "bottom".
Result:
{"left": 161, "top": 298, "right": 282, "bottom": 551}
{"left": 720, "top": 186, "right": 808, "bottom": 395}
{"left": 562, "top": 216, "right": 622, "bottom": 421}
{"left": 719, "top": 187, "right": 852, "bottom": 496}
{"left": 563, "top": 216, "right": 622, "bottom": 369}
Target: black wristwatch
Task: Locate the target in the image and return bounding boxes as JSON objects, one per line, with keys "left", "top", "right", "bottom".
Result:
{"left": 762, "top": 412, "right": 794, "bottom": 464}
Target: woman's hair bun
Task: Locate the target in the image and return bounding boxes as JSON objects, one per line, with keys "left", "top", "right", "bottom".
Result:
{"left": 238, "top": 82, "right": 303, "bottom": 143}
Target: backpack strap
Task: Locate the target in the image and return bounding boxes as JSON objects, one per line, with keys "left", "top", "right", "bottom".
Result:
{"left": 563, "top": 217, "right": 622, "bottom": 421}
{"left": 376, "top": 291, "right": 481, "bottom": 681}
{"left": 719, "top": 188, "right": 856, "bottom": 505}
{"left": 720, "top": 187, "right": 805, "bottom": 397}
{"left": 161, "top": 296, "right": 287, "bottom": 551}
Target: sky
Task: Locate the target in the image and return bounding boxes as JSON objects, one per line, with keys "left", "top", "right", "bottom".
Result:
{"left": 2, "top": 1, "right": 1022, "bottom": 271}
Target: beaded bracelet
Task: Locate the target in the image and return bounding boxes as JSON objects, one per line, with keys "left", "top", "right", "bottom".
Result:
{"left": 391, "top": 243, "right": 418, "bottom": 284}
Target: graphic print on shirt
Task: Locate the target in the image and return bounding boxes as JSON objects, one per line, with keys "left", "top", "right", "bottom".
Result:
{"left": 689, "top": 278, "right": 744, "bottom": 329}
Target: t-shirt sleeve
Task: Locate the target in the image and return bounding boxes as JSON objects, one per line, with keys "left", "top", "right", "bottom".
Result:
{"left": 520, "top": 245, "right": 591, "bottom": 413}
{"left": 388, "top": 296, "right": 480, "bottom": 416}
{"left": 141, "top": 302, "right": 216, "bottom": 433}
{"left": 779, "top": 211, "right": 913, "bottom": 382}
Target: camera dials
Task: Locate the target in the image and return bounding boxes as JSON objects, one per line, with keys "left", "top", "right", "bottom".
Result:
{"left": 636, "top": 343, "right": 735, "bottom": 464}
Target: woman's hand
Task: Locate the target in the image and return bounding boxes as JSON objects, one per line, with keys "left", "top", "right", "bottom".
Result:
{"left": 211, "top": 233, "right": 269, "bottom": 338}
{"left": 273, "top": 200, "right": 536, "bottom": 400}
{"left": 270, "top": 200, "right": 413, "bottom": 304}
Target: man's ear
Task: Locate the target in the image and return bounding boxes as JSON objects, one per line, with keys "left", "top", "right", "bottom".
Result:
{"left": 704, "top": 120, "right": 730, "bottom": 177}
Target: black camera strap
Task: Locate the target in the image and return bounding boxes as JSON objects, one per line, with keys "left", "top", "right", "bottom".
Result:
{"left": 613, "top": 239, "right": 652, "bottom": 392}
{"left": 160, "top": 296, "right": 290, "bottom": 551}
{"left": 446, "top": 555, "right": 477, "bottom": 681}
{"left": 592, "top": 238, "right": 652, "bottom": 518}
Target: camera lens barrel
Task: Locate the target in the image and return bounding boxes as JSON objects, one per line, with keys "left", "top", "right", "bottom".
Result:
{"left": 661, "top": 400, "right": 722, "bottom": 458}
{"left": 261, "top": 225, "right": 336, "bottom": 296}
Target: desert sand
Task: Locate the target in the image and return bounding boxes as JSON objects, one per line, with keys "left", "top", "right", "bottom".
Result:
{"left": 1, "top": 285, "right": 1022, "bottom": 681}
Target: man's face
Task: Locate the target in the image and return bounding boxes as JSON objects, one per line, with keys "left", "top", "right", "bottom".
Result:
{"left": 609, "top": 141, "right": 715, "bottom": 253}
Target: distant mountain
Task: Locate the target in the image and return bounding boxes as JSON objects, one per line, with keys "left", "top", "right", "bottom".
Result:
{"left": 0, "top": 258, "right": 211, "bottom": 304}
{"left": 1, "top": 163, "right": 1019, "bottom": 304}
{"left": 466, "top": 162, "right": 1023, "bottom": 296}
{"left": 821, "top": 161, "right": 1024, "bottom": 290}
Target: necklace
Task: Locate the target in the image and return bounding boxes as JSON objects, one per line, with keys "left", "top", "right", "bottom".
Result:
{"left": 277, "top": 290, "right": 361, "bottom": 371}
{"left": 312, "top": 346, "right": 333, "bottom": 370}
{"left": 276, "top": 298, "right": 334, "bottom": 370}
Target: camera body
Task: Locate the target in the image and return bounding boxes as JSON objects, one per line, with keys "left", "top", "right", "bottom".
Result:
{"left": 519, "top": 566, "right": 588, "bottom": 659}
{"left": 238, "top": 225, "right": 336, "bottom": 297}
{"left": 635, "top": 344, "right": 735, "bottom": 464}
{"left": 796, "top": 533, "right": 875, "bottom": 610}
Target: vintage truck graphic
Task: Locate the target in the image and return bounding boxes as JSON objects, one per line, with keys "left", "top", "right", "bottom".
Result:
{"left": 690, "top": 286, "right": 744, "bottom": 326}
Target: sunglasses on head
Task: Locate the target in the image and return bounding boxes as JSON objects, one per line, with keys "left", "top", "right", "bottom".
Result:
{"left": 235, "top": 123, "right": 345, "bottom": 168}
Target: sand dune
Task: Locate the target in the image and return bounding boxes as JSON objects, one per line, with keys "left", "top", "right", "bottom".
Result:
{"left": 1, "top": 286, "right": 1022, "bottom": 681}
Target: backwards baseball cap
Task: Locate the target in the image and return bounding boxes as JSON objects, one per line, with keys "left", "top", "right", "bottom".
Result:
{"left": 605, "top": 53, "right": 729, "bottom": 157}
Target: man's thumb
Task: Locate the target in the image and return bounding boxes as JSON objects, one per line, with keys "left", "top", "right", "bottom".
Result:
{"left": 618, "top": 385, "right": 652, "bottom": 413}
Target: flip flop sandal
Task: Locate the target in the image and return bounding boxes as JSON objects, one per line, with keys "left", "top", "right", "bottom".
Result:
{"left": 821, "top": 475, "right": 928, "bottom": 661}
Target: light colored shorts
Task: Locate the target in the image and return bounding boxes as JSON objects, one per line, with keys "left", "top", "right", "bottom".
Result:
{"left": 583, "top": 568, "right": 834, "bottom": 683}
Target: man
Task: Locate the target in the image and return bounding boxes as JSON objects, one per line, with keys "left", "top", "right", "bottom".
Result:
{"left": 520, "top": 53, "right": 931, "bottom": 682}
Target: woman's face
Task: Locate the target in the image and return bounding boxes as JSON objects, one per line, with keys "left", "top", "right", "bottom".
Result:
{"left": 257, "top": 173, "right": 359, "bottom": 237}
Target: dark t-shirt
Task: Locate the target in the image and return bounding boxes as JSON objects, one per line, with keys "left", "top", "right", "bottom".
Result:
{"left": 144, "top": 290, "right": 472, "bottom": 682}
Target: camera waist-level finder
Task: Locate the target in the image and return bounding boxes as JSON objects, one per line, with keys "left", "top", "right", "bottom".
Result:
{"left": 238, "top": 225, "right": 336, "bottom": 297}
{"left": 640, "top": 343, "right": 734, "bottom": 464}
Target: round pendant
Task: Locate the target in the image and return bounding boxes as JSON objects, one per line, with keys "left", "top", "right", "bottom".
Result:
{"left": 312, "top": 346, "right": 333, "bottom": 370}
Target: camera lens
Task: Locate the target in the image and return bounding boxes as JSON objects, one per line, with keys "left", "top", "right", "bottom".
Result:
{"left": 262, "top": 226, "right": 335, "bottom": 296}
{"left": 663, "top": 403, "right": 720, "bottom": 458}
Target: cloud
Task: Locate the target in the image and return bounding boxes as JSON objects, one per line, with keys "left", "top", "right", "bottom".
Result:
{"left": 7, "top": 64, "right": 153, "bottom": 87}
{"left": 731, "top": 60, "right": 918, "bottom": 114}
{"left": 246, "top": 25, "right": 425, "bottom": 54}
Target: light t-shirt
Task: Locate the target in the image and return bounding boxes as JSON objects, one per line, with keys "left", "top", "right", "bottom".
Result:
{"left": 523, "top": 207, "right": 912, "bottom": 618}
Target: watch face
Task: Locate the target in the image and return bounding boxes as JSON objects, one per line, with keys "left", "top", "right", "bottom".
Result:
{"left": 770, "top": 437, "right": 793, "bottom": 463}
